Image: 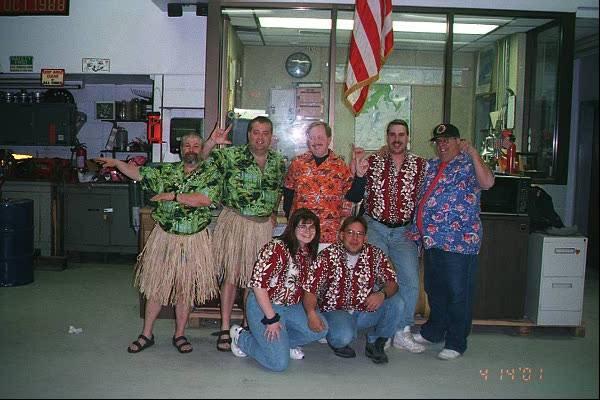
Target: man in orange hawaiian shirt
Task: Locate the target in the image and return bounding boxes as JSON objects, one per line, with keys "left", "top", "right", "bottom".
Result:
{"left": 283, "top": 121, "right": 366, "bottom": 250}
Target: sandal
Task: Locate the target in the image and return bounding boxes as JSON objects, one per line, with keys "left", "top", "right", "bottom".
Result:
{"left": 172, "top": 336, "right": 193, "bottom": 354}
{"left": 127, "top": 334, "right": 155, "bottom": 353}
{"left": 216, "top": 330, "right": 231, "bottom": 352}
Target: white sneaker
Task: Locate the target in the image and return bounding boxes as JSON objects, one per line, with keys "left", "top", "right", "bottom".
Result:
{"left": 393, "top": 331, "right": 426, "bottom": 353}
{"left": 437, "top": 348, "right": 461, "bottom": 360}
{"left": 289, "top": 347, "right": 305, "bottom": 360}
{"left": 229, "top": 325, "right": 247, "bottom": 358}
{"left": 384, "top": 338, "right": 391, "bottom": 350}
{"left": 318, "top": 337, "right": 328, "bottom": 344}
{"left": 412, "top": 333, "right": 433, "bottom": 345}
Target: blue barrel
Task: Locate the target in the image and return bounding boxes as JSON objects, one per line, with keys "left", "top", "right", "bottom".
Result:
{"left": 0, "top": 198, "right": 34, "bottom": 287}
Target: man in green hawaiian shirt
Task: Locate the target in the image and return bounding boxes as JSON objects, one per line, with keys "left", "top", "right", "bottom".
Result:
{"left": 203, "top": 116, "right": 286, "bottom": 352}
{"left": 95, "top": 132, "right": 221, "bottom": 355}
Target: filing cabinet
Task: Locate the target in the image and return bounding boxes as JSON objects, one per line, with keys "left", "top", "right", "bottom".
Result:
{"left": 525, "top": 233, "right": 588, "bottom": 326}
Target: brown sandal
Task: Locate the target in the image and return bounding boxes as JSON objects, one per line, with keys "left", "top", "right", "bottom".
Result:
{"left": 172, "top": 335, "right": 193, "bottom": 354}
{"left": 127, "top": 334, "right": 155, "bottom": 354}
{"left": 216, "top": 330, "right": 231, "bottom": 352}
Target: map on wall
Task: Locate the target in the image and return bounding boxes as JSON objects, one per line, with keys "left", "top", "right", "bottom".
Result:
{"left": 355, "top": 85, "right": 411, "bottom": 150}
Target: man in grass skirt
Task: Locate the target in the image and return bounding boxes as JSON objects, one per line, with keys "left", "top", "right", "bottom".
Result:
{"left": 202, "top": 116, "right": 286, "bottom": 352}
{"left": 96, "top": 132, "right": 221, "bottom": 354}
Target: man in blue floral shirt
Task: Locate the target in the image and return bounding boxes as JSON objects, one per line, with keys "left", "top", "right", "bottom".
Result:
{"left": 408, "top": 123, "right": 494, "bottom": 360}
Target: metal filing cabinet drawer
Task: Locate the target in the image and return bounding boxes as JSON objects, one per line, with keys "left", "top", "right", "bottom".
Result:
{"left": 526, "top": 233, "right": 588, "bottom": 326}
{"left": 540, "top": 238, "right": 586, "bottom": 277}
{"left": 539, "top": 277, "right": 585, "bottom": 311}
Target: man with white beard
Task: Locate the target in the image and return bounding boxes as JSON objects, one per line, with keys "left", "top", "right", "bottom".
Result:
{"left": 95, "top": 132, "right": 222, "bottom": 355}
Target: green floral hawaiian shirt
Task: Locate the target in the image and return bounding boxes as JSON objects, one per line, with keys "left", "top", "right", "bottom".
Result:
{"left": 208, "top": 145, "right": 285, "bottom": 217}
{"left": 139, "top": 161, "right": 221, "bottom": 235}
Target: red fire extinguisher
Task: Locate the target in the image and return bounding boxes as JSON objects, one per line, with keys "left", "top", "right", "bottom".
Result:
{"left": 501, "top": 130, "right": 516, "bottom": 174}
{"left": 147, "top": 112, "right": 162, "bottom": 144}
{"left": 75, "top": 144, "right": 87, "bottom": 171}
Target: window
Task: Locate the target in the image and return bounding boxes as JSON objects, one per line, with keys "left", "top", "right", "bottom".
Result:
{"left": 207, "top": 3, "right": 574, "bottom": 182}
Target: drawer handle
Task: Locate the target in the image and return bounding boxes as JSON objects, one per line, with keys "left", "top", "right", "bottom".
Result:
{"left": 554, "top": 248, "right": 576, "bottom": 254}
{"left": 103, "top": 208, "right": 114, "bottom": 213}
{"left": 552, "top": 283, "right": 573, "bottom": 289}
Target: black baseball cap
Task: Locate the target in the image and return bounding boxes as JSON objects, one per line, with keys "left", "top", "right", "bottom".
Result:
{"left": 431, "top": 123, "right": 460, "bottom": 141}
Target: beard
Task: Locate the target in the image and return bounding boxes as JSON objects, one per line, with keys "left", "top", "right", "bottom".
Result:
{"left": 182, "top": 152, "right": 200, "bottom": 166}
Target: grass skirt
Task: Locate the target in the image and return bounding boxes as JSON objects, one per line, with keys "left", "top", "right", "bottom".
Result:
{"left": 135, "top": 225, "right": 218, "bottom": 306}
{"left": 213, "top": 207, "right": 273, "bottom": 286}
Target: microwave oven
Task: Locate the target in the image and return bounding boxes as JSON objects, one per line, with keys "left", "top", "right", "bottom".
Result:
{"left": 481, "top": 175, "right": 531, "bottom": 215}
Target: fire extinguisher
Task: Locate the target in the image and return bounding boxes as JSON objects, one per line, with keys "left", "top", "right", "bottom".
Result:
{"left": 147, "top": 112, "right": 162, "bottom": 144}
{"left": 75, "top": 144, "right": 87, "bottom": 171}
{"left": 501, "top": 130, "right": 516, "bottom": 174}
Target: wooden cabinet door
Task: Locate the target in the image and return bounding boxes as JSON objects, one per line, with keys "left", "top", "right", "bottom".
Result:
{"left": 474, "top": 215, "right": 529, "bottom": 319}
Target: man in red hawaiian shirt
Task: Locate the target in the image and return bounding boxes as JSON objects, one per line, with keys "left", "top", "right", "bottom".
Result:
{"left": 353, "top": 119, "right": 428, "bottom": 354}
{"left": 302, "top": 216, "right": 402, "bottom": 364}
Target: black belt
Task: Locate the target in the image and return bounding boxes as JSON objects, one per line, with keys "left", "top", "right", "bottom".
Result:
{"left": 375, "top": 219, "right": 411, "bottom": 228}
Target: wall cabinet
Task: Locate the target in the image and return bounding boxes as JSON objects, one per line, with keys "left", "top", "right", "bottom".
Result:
{"left": 0, "top": 103, "right": 76, "bottom": 146}
{"left": 64, "top": 183, "right": 137, "bottom": 254}
{"left": 525, "top": 233, "right": 587, "bottom": 326}
{"left": 473, "top": 214, "right": 530, "bottom": 319}
{"left": 1, "top": 181, "right": 60, "bottom": 256}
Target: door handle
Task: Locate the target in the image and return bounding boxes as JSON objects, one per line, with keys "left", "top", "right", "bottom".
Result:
{"left": 552, "top": 283, "right": 573, "bottom": 289}
{"left": 554, "top": 247, "right": 576, "bottom": 254}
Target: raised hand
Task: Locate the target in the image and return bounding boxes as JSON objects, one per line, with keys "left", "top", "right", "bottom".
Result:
{"left": 208, "top": 123, "right": 233, "bottom": 146}
{"left": 459, "top": 139, "right": 478, "bottom": 158}
{"left": 350, "top": 144, "right": 368, "bottom": 177}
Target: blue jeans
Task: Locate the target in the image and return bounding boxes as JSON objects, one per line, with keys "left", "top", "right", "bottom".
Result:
{"left": 366, "top": 216, "right": 419, "bottom": 330}
{"left": 420, "top": 248, "right": 478, "bottom": 354}
{"left": 238, "top": 292, "right": 328, "bottom": 372}
{"left": 322, "top": 294, "right": 403, "bottom": 348}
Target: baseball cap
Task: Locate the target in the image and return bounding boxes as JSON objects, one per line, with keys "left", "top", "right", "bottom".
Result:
{"left": 431, "top": 123, "right": 460, "bottom": 142}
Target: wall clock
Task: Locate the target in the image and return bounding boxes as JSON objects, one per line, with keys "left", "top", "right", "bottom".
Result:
{"left": 285, "top": 52, "right": 312, "bottom": 78}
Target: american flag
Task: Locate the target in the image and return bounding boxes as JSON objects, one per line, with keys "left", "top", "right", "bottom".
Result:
{"left": 344, "top": 0, "right": 393, "bottom": 115}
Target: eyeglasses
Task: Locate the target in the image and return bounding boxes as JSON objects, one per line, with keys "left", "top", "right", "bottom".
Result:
{"left": 344, "top": 229, "right": 366, "bottom": 237}
{"left": 296, "top": 223, "right": 316, "bottom": 232}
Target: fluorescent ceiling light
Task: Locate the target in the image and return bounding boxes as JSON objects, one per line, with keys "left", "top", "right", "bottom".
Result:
{"left": 394, "top": 38, "right": 469, "bottom": 45}
{"left": 259, "top": 17, "right": 497, "bottom": 35}
{"left": 260, "top": 17, "right": 333, "bottom": 30}
{"left": 222, "top": 9, "right": 272, "bottom": 15}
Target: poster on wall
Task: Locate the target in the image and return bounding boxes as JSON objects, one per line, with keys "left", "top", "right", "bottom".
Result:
{"left": 82, "top": 58, "right": 110, "bottom": 73}
{"left": 354, "top": 84, "right": 411, "bottom": 150}
{"left": 10, "top": 56, "right": 33, "bottom": 72}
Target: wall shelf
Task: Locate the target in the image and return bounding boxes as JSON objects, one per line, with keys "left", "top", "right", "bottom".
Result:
{"left": 100, "top": 149, "right": 150, "bottom": 159}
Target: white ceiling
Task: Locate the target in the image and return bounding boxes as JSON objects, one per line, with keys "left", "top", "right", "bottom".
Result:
{"left": 223, "top": 8, "right": 561, "bottom": 52}
{"left": 149, "top": 2, "right": 598, "bottom": 52}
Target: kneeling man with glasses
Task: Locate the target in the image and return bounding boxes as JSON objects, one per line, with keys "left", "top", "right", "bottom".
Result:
{"left": 302, "top": 216, "right": 403, "bottom": 364}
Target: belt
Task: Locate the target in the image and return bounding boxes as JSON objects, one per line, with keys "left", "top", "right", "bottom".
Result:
{"left": 375, "top": 219, "right": 411, "bottom": 228}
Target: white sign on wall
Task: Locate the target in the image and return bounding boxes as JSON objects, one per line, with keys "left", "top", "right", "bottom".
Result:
{"left": 82, "top": 58, "right": 110, "bottom": 73}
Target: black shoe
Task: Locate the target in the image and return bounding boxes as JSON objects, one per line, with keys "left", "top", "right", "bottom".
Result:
{"left": 329, "top": 344, "right": 356, "bottom": 358}
{"left": 365, "top": 337, "right": 389, "bottom": 364}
